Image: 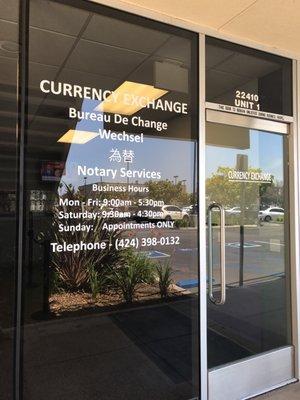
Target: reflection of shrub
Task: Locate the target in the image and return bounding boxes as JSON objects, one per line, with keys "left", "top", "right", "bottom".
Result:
{"left": 88, "top": 265, "right": 107, "bottom": 300}
{"left": 52, "top": 185, "right": 122, "bottom": 290}
{"left": 174, "top": 217, "right": 190, "bottom": 228}
{"left": 110, "top": 251, "right": 155, "bottom": 303}
{"left": 210, "top": 212, "right": 258, "bottom": 226}
{"left": 276, "top": 216, "right": 284, "bottom": 223}
{"left": 155, "top": 261, "right": 173, "bottom": 298}
{"left": 50, "top": 269, "right": 64, "bottom": 295}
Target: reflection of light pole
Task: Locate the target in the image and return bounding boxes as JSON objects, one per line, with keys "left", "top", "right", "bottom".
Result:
{"left": 127, "top": 161, "right": 130, "bottom": 187}
{"left": 181, "top": 179, "right": 187, "bottom": 194}
{"left": 174, "top": 175, "right": 178, "bottom": 185}
{"left": 236, "top": 154, "right": 248, "bottom": 287}
{"left": 84, "top": 177, "right": 87, "bottom": 201}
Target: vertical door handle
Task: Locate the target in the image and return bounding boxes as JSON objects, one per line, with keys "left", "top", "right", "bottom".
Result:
{"left": 208, "top": 203, "right": 226, "bottom": 305}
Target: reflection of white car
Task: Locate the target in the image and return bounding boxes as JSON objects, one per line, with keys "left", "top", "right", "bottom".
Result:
{"left": 161, "top": 205, "right": 189, "bottom": 221}
{"left": 226, "top": 207, "right": 241, "bottom": 215}
{"left": 182, "top": 205, "right": 193, "bottom": 214}
{"left": 259, "top": 207, "right": 284, "bottom": 222}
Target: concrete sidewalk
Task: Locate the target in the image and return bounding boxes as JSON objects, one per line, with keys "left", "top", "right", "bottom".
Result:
{"left": 257, "top": 382, "right": 300, "bottom": 399}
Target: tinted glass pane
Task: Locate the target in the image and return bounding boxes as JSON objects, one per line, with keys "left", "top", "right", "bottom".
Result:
{"left": 22, "top": 1, "right": 199, "bottom": 400}
{"left": 0, "top": 1, "right": 19, "bottom": 399}
{"left": 206, "top": 123, "right": 291, "bottom": 368}
{"left": 206, "top": 36, "right": 292, "bottom": 116}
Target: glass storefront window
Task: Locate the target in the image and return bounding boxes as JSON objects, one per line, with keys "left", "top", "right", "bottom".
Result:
{"left": 22, "top": 1, "right": 199, "bottom": 399}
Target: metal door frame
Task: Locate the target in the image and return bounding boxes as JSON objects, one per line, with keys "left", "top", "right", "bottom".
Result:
{"left": 206, "top": 109, "right": 289, "bottom": 133}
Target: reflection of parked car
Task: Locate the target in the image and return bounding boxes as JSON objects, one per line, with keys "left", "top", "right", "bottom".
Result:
{"left": 160, "top": 205, "right": 189, "bottom": 221}
{"left": 259, "top": 207, "right": 284, "bottom": 222}
{"left": 182, "top": 205, "right": 193, "bottom": 214}
{"left": 132, "top": 205, "right": 189, "bottom": 222}
{"left": 190, "top": 204, "right": 198, "bottom": 214}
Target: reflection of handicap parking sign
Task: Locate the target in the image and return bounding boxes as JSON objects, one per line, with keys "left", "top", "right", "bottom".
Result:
{"left": 142, "top": 250, "right": 170, "bottom": 259}
{"left": 176, "top": 279, "right": 198, "bottom": 289}
{"left": 227, "top": 242, "right": 261, "bottom": 249}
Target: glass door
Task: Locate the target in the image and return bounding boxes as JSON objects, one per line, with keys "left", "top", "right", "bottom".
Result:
{"left": 205, "top": 110, "right": 293, "bottom": 400}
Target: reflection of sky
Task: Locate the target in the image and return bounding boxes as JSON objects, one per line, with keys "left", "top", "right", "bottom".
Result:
{"left": 60, "top": 99, "right": 196, "bottom": 192}
{"left": 206, "top": 129, "right": 284, "bottom": 183}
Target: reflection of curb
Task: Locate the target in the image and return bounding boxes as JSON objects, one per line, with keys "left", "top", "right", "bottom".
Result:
{"left": 173, "top": 227, "right": 197, "bottom": 230}
{"left": 170, "top": 283, "right": 191, "bottom": 295}
{"left": 259, "top": 222, "right": 283, "bottom": 226}
{"left": 211, "top": 224, "right": 258, "bottom": 229}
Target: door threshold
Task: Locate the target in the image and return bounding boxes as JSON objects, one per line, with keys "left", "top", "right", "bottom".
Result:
{"left": 208, "top": 346, "right": 294, "bottom": 400}
{"left": 249, "top": 378, "right": 297, "bottom": 399}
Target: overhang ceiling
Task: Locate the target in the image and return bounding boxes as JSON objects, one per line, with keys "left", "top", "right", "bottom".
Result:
{"left": 108, "top": 0, "right": 300, "bottom": 57}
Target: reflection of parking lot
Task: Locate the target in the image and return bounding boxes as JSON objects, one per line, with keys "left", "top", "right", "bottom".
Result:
{"left": 211, "top": 224, "right": 285, "bottom": 285}
{"left": 134, "top": 223, "right": 285, "bottom": 289}
{"left": 134, "top": 227, "right": 198, "bottom": 285}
